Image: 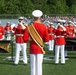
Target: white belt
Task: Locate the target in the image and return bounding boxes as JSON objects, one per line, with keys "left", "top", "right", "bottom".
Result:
{"left": 49, "top": 34, "right": 54, "bottom": 35}
{"left": 68, "top": 33, "right": 73, "bottom": 34}
{"left": 16, "top": 34, "right": 23, "bottom": 36}
{"left": 56, "top": 36, "right": 64, "bottom": 38}
{"left": 0, "top": 33, "right": 2, "bottom": 34}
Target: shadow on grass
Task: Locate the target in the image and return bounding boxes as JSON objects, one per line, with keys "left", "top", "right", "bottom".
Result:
{"left": 0, "top": 59, "right": 30, "bottom": 66}
{"left": 0, "top": 62, "right": 14, "bottom": 66}
{"left": 66, "top": 56, "right": 76, "bottom": 59}
{"left": 43, "top": 61, "right": 54, "bottom": 64}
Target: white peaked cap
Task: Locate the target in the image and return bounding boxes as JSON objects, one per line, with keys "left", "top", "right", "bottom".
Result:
{"left": 62, "top": 20, "right": 66, "bottom": 23}
{"left": 74, "top": 25, "right": 76, "bottom": 27}
{"left": 32, "top": 10, "right": 43, "bottom": 17}
{"left": 7, "top": 22, "right": 10, "bottom": 24}
{"left": 57, "top": 23, "right": 61, "bottom": 26}
{"left": 19, "top": 16, "right": 24, "bottom": 20}
{"left": 57, "top": 19, "right": 62, "bottom": 22}
{"left": 0, "top": 21, "right": 1, "bottom": 24}
{"left": 50, "top": 22, "right": 53, "bottom": 25}
{"left": 68, "top": 21, "right": 72, "bottom": 23}
{"left": 74, "top": 22, "right": 76, "bottom": 25}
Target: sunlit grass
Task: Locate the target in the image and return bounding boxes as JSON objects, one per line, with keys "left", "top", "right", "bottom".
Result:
{"left": 0, "top": 43, "right": 76, "bottom": 75}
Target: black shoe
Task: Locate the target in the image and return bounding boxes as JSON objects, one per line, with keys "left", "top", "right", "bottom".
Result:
{"left": 61, "top": 63, "right": 65, "bottom": 65}
{"left": 24, "top": 63, "right": 27, "bottom": 66}
{"left": 14, "top": 64, "right": 18, "bottom": 66}
{"left": 55, "top": 63, "right": 58, "bottom": 65}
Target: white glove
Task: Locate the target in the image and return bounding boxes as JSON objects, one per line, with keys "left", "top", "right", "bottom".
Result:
{"left": 68, "top": 21, "right": 76, "bottom": 27}
{"left": 14, "top": 24, "right": 18, "bottom": 28}
{"left": 19, "top": 22, "right": 26, "bottom": 29}
{"left": 60, "top": 25, "right": 66, "bottom": 31}
{"left": 71, "top": 21, "right": 76, "bottom": 27}
{"left": 1, "top": 35, "right": 4, "bottom": 40}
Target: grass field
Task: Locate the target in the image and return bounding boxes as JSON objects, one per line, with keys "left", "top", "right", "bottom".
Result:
{"left": 0, "top": 43, "right": 76, "bottom": 75}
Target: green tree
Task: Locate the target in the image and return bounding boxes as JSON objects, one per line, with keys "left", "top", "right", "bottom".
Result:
{"left": 31, "top": 0, "right": 50, "bottom": 14}
{"left": 0, "top": 0, "right": 5, "bottom": 14}
{"left": 70, "top": 4, "right": 76, "bottom": 14}
{"left": 3, "top": 0, "right": 21, "bottom": 14}
{"left": 66, "top": 0, "right": 76, "bottom": 14}
{"left": 0, "top": 0, "right": 76, "bottom": 14}
{"left": 21, "top": 0, "right": 34, "bottom": 14}
{"left": 3, "top": 0, "right": 34, "bottom": 14}
{"left": 47, "top": 0, "right": 69, "bottom": 14}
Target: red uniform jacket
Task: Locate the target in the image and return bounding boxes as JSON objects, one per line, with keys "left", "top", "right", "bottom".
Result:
{"left": 64, "top": 25, "right": 69, "bottom": 38}
{"left": 0, "top": 25, "right": 4, "bottom": 39}
{"left": 48, "top": 27, "right": 55, "bottom": 40}
{"left": 68, "top": 25, "right": 74, "bottom": 38}
{"left": 54, "top": 27, "right": 66, "bottom": 45}
{"left": 13, "top": 24, "right": 26, "bottom": 43}
{"left": 73, "top": 27, "right": 76, "bottom": 37}
{"left": 4, "top": 25, "right": 12, "bottom": 32}
{"left": 23, "top": 22, "right": 49, "bottom": 54}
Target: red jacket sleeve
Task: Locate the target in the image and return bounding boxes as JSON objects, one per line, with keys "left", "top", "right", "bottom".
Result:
{"left": 23, "top": 28, "right": 29, "bottom": 42}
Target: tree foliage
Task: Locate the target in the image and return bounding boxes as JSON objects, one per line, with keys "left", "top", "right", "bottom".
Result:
{"left": 0, "top": 0, "right": 76, "bottom": 14}
{"left": 2, "top": 0, "right": 34, "bottom": 14}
